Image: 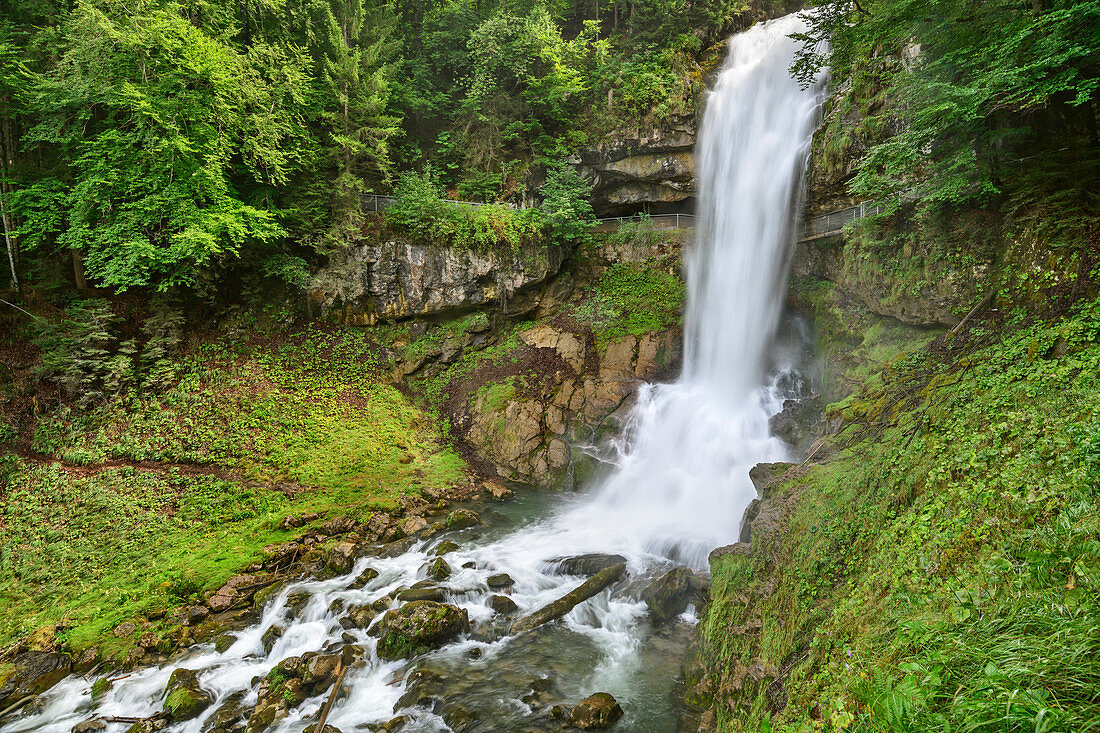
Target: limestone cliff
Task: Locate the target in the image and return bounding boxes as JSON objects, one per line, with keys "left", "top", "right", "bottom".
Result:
{"left": 307, "top": 237, "right": 571, "bottom": 325}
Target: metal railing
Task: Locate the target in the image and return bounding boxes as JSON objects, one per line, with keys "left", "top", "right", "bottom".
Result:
{"left": 362, "top": 192, "right": 886, "bottom": 241}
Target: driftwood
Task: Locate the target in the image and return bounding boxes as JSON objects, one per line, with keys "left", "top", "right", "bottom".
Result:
{"left": 511, "top": 564, "right": 626, "bottom": 634}
{"left": 0, "top": 695, "right": 35, "bottom": 720}
{"left": 314, "top": 659, "right": 348, "bottom": 732}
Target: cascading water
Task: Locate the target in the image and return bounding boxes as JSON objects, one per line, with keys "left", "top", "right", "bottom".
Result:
{"left": 3, "top": 14, "right": 824, "bottom": 733}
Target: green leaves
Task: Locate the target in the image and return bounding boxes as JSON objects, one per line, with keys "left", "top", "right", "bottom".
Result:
{"left": 800, "top": 0, "right": 1100, "bottom": 237}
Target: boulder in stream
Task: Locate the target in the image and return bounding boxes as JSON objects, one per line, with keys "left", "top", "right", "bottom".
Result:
{"left": 163, "top": 668, "right": 212, "bottom": 721}
{"left": 544, "top": 554, "right": 627, "bottom": 576}
{"left": 511, "top": 563, "right": 626, "bottom": 634}
{"left": 489, "top": 595, "right": 519, "bottom": 616}
{"left": 376, "top": 601, "right": 471, "bottom": 660}
{"left": 641, "top": 566, "right": 694, "bottom": 623}
{"left": 568, "top": 692, "right": 623, "bottom": 729}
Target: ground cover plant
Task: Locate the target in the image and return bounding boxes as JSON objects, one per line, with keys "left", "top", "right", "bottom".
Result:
{"left": 0, "top": 316, "right": 467, "bottom": 651}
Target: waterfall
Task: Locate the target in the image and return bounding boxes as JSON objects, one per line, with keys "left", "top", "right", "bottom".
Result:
{"left": 2, "top": 14, "right": 825, "bottom": 733}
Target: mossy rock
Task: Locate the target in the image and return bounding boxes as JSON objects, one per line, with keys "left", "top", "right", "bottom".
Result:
{"left": 445, "top": 509, "right": 480, "bottom": 530}
{"left": 568, "top": 692, "right": 623, "bottom": 729}
{"left": 426, "top": 557, "right": 451, "bottom": 581}
{"left": 376, "top": 601, "right": 470, "bottom": 661}
{"left": 165, "top": 684, "right": 212, "bottom": 721}
{"left": 432, "top": 541, "right": 460, "bottom": 556}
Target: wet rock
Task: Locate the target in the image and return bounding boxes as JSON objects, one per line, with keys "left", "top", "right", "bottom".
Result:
{"left": 397, "top": 587, "right": 447, "bottom": 603}
{"left": 367, "top": 715, "right": 410, "bottom": 731}
{"left": 427, "top": 557, "right": 452, "bottom": 581}
{"left": 303, "top": 653, "right": 340, "bottom": 691}
{"left": 73, "top": 648, "right": 99, "bottom": 674}
{"left": 486, "top": 573, "right": 514, "bottom": 589}
{"left": 246, "top": 695, "right": 288, "bottom": 731}
{"left": 545, "top": 554, "right": 628, "bottom": 577}
{"left": 484, "top": 481, "right": 514, "bottom": 501}
{"left": 72, "top": 719, "right": 107, "bottom": 733}
{"left": 568, "top": 692, "right": 623, "bottom": 729}
{"left": 768, "top": 397, "right": 821, "bottom": 452}
{"left": 214, "top": 633, "right": 237, "bottom": 653}
{"left": 376, "top": 601, "right": 471, "bottom": 660}
{"left": 446, "top": 509, "right": 480, "bottom": 530}
{"left": 1, "top": 652, "right": 72, "bottom": 704}
{"left": 366, "top": 512, "right": 406, "bottom": 543}
{"left": 318, "top": 516, "right": 358, "bottom": 536}
{"left": 124, "top": 720, "right": 166, "bottom": 733}
{"left": 261, "top": 625, "right": 284, "bottom": 653}
{"left": 340, "top": 644, "right": 367, "bottom": 668}
{"left": 345, "top": 603, "right": 378, "bottom": 628}
{"left": 349, "top": 567, "right": 380, "bottom": 589}
{"left": 432, "top": 541, "right": 460, "bottom": 556}
{"left": 209, "top": 691, "right": 247, "bottom": 730}
{"left": 420, "top": 521, "right": 447, "bottom": 540}
{"left": 401, "top": 515, "right": 429, "bottom": 535}
{"left": 377, "top": 536, "right": 418, "bottom": 558}
{"left": 708, "top": 543, "right": 752, "bottom": 562}
{"left": 261, "top": 540, "right": 301, "bottom": 567}
{"left": 279, "top": 511, "right": 322, "bottom": 530}
{"left": 395, "top": 669, "right": 445, "bottom": 708}
{"left": 163, "top": 669, "right": 212, "bottom": 721}
{"left": 550, "top": 704, "right": 570, "bottom": 720}
{"left": 642, "top": 566, "right": 694, "bottom": 623}
{"left": 512, "top": 564, "right": 626, "bottom": 634}
{"left": 441, "top": 703, "right": 479, "bottom": 732}
{"left": 184, "top": 605, "right": 209, "bottom": 626}
{"left": 489, "top": 595, "right": 519, "bottom": 616}
{"left": 113, "top": 622, "right": 137, "bottom": 638}
{"left": 327, "top": 541, "right": 359, "bottom": 573}
{"left": 303, "top": 725, "right": 343, "bottom": 733}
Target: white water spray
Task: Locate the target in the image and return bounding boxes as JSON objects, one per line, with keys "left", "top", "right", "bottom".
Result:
{"left": 3, "top": 14, "right": 824, "bottom": 733}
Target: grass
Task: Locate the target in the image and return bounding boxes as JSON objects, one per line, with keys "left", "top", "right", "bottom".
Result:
{"left": 702, "top": 294, "right": 1100, "bottom": 732}
{"left": 1, "top": 321, "right": 468, "bottom": 651}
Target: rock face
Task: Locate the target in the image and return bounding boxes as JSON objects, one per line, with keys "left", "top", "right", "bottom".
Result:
{"left": 309, "top": 237, "right": 571, "bottom": 325}
{"left": 0, "top": 652, "right": 71, "bottom": 706}
{"left": 376, "top": 601, "right": 471, "bottom": 660}
{"left": 568, "top": 692, "right": 624, "bottom": 729}
{"left": 573, "top": 115, "right": 697, "bottom": 215}
{"left": 465, "top": 328, "right": 681, "bottom": 487}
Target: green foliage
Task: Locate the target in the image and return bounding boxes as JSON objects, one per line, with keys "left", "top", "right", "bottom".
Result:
{"left": 795, "top": 0, "right": 1100, "bottom": 245}
{"left": 385, "top": 168, "right": 543, "bottom": 253}
{"left": 573, "top": 261, "right": 684, "bottom": 346}
{"left": 29, "top": 298, "right": 183, "bottom": 406}
{"left": 538, "top": 166, "right": 595, "bottom": 244}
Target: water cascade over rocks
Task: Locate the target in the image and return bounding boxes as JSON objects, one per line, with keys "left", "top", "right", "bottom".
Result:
{"left": 4, "top": 14, "right": 824, "bottom": 733}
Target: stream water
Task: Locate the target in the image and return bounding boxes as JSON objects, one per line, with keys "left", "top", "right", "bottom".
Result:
{"left": 4, "top": 13, "right": 825, "bottom": 733}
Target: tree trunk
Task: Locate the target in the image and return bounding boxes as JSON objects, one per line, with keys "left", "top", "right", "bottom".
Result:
{"left": 0, "top": 185, "right": 17, "bottom": 292}
{"left": 72, "top": 248, "right": 88, "bottom": 292}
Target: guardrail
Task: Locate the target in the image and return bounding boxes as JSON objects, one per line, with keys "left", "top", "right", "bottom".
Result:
{"left": 361, "top": 193, "right": 883, "bottom": 242}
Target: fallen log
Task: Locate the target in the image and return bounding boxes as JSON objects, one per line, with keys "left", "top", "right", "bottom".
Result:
{"left": 511, "top": 564, "right": 626, "bottom": 634}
